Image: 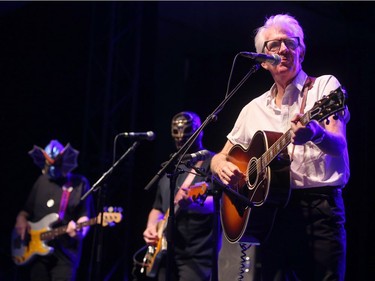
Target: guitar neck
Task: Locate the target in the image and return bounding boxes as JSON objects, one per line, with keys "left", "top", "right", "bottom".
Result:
{"left": 260, "top": 112, "right": 311, "bottom": 169}
{"left": 158, "top": 206, "right": 178, "bottom": 236}
{"left": 40, "top": 217, "right": 97, "bottom": 241}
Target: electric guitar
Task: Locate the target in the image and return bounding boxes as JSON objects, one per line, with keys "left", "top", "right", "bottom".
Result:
{"left": 11, "top": 208, "right": 123, "bottom": 265}
{"left": 221, "top": 86, "right": 347, "bottom": 243}
{"left": 141, "top": 181, "right": 208, "bottom": 278}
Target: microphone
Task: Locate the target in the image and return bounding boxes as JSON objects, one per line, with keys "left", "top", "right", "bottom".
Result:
{"left": 239, "top": 52, "right": 281, "bottom": 66}
{"left": 181, "top": 150, "right": 212, "bottom": 165}
{"left": 120, "top": 131, "right": 155, "bottom": 141}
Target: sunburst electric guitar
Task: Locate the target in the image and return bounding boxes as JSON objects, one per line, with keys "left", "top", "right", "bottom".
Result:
{"left": 141, "top": 181, "right": 208, "bottom": 278}
{"left": 221, "top": 86, "right": 347, "bottom": 244}
{"left": 11, "top": 207, "right": 123, "bottom": 265}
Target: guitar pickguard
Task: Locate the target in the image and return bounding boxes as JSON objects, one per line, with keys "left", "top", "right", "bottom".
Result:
{"left": 11, "top": 213, "right": 58, "bottom": 265}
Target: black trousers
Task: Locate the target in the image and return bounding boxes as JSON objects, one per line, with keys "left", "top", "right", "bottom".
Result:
{"left": 29, "top": 254, "right": 75, "bottom": 281}
{"left": 157, "top": 213, "right": 215, "bottom": 281}
{"left": 260, "top": 187, "right": 346, "bottom": 281}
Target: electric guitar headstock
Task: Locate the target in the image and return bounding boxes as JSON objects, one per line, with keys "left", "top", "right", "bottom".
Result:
{"left": 97, "top": 206, "right": 123, "bottom": 227}
{"left": 188, "top": 181, "right": 208, "bottom": 205}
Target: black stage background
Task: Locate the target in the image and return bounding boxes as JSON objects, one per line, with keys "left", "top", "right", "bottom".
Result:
{"left": 0, "top": 2, "right": 373, "bottom": 280}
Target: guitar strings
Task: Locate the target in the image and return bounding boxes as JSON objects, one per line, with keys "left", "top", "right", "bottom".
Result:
{"left": 245, "top": 129, "right": 292, "bottom": 180}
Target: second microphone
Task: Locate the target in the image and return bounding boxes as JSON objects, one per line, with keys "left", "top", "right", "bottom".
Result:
{"left": 120, "top": 131, "right": 156, "bottom": 141}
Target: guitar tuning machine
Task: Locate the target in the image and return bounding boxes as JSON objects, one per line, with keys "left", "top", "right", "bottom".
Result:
{"left": 325, "top": 112, "right": 341, "bottom": 124}
{"left": 103, "top": 206, "right": 124, "bottom": 213}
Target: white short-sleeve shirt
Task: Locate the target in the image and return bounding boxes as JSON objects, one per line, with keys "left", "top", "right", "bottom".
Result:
{"left": 227, "top": 70, "right": 350, "bottom": 189}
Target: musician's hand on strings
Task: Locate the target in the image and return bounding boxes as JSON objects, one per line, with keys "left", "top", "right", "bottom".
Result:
{"left": 143, "top": 209, "right": 164, "bottom": 245}
{"left": 217, "top": 161, "right": 245, "bottom": 187}
{"left": 143, "top": 225, "right": 159, "bottom": 245}
{"left": 174, "top": 187, "right": 192, "bottom": 209}
{"left": 211, "top": 142, "right": 246, "bottom": 187}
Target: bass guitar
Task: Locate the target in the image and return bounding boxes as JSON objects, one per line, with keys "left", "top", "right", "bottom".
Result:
{"left": 141, "top": 181, "right": 208, "bottom": 278}
{"left": 11, "top": 207, "right": 123, "bottom": 265}
{"left": 221, "top": 86, "right": 347, "bottom": 243}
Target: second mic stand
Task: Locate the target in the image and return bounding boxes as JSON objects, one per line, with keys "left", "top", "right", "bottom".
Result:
{"left": 165, "top": 166, "right": 184, "bottom": 281}
{"left": 81, "top": 141, "right": 140, "bottom": 281}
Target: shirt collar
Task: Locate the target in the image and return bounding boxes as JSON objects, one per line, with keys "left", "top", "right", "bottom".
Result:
{"left": 294, "top": 70, "right": 308, "bottom": 95}
{"left": 266, "top": 70, "right": 308, "bottom": 104}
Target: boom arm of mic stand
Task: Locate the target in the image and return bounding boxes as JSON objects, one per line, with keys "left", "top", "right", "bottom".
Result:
{"left": 81, "top": 141, "right": 140, "bottom": 201}
{"left": 143, "top": 118, "right": 212, "bottom": 190}
{"left": 144, "top": 63, "right": 259, "bottom": 191}
{"left": 213, "top": 177, "right": 254, "bottom": 207}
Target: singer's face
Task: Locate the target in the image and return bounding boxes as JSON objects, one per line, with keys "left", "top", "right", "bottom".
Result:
{"left": 261, "top": 27, "right": 303, "bottom": 82}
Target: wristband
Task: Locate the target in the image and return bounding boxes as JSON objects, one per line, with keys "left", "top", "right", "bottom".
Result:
{"left": 312, "top": 129, "right": 326, "bottom": 144}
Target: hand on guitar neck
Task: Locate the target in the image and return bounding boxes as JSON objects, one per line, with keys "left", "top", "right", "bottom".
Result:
{"left": 66, "top": 216, "right": 90, "bottom": 239}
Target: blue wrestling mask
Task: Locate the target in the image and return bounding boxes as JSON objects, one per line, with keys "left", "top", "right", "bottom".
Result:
{"left": 28, "top": 140, "right": 79, "bottom": 179}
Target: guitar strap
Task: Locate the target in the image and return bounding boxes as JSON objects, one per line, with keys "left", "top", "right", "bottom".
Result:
{"left": 300, "top": 76, "right": 316, "bottom": 114}
{"left": 291, "top": 76, "right": 316, "bottom": 161}
{"left": 179, "top": 160, "right": 203, "bottom": 191}
{"left": 58, "top": 181, "right": 73, "bottom": 220}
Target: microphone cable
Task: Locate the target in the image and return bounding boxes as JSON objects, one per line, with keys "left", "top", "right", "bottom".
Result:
{"left": 238, "top": 242, "right": 252, "bottom": 281}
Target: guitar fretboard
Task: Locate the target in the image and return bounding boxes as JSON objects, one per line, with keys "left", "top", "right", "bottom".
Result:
{"left": 258, "top": 106, "right": 314, "bottom": 172}
{"left": 40, "top": 217, "right": 96, "bottom": 241}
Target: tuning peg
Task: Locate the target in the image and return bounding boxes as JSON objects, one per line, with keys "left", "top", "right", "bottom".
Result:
{"left": 103, "top": 205, "right": 124, "bottom": 214}
{"left": 103, "top": 206, "right": 115, "bottom": 213}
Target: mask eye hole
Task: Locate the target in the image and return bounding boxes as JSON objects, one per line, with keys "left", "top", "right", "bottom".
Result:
{"left": 183, "top": 127, "right": 193, "bottom": 135}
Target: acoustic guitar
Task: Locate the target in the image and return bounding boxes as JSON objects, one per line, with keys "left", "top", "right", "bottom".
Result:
{"left": 220, "top": 86, "right": 347, "bottom": 243}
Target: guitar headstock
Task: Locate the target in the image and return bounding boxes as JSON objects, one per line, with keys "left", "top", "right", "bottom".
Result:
{"left": 188, "top": 181, "right": 208, "bottom": 205}
{"left": 309, "top": 86, "right": 347, "bottom": 123}
{"left": 97, "top": 206, "right": 123, "bottom": 227}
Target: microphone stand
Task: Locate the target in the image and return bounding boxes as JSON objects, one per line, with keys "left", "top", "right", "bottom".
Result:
{"left": 165, "top": 166, "right": 182, "bottom": 281}
{"left": 81, "top": 141, "right": 140, "bottom": 281}
{"left": 144, "top": 62, "right": 260, "bottom": 281}
{"left": 81, "top": 141, "right": 140, "bottom": 200}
